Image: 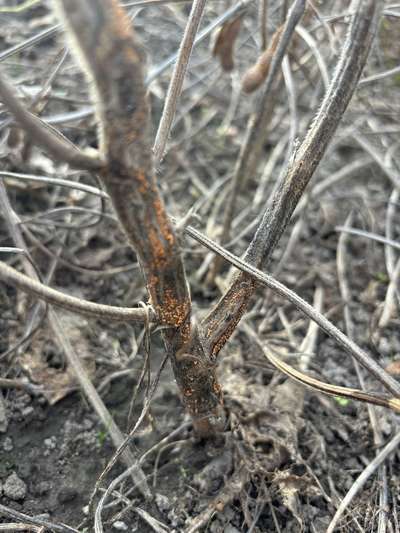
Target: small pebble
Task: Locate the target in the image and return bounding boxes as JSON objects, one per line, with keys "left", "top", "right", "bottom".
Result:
{"left": 3, "top": 472, "right": 27, "bottom": 501}
{"left": 113, "top": 521, "right": 128, "bottom": 531}
{"left": 21, "top": 406, "right": 34, "bottom": 418}
{"left": 2, "top": 436, "right": 13, "bottom": 452}
{"left": 44, "top": 437, "right": 57, "bottom": 450}
{"left": 155, "top": 493, "right": 171, "bottom": 513}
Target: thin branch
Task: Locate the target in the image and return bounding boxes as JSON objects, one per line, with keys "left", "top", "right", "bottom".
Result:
{"left": 203, "top": 0, "right": 382, "bottom": 358}
{"left": 0, "top": 73, "right": 104, "bottom": 170}
{"left": 337, "top": 212, "right": 384, "bottom": 432}
{"left": 55, "top": 0, "right": 190, "bottom": 330}
{"left": 335, "top": 226, "right": 400, "bottom": 252}
{"left": 147, "top": 0, "right": 255, "bottom": 84}
{"left": 0, "top": 171, "right": 108, "bottom": 198}
{"left": 259, "top": 0, "right": 268, "bottom": 51}
{"left": 0, "top": 24, "right": 61, "bottom": 63}
{"left": 0, "top": 261, "right": 153, "bottom": 323}
{"left": 153, "top": 0, "right": 208, "bottom": 164}
{"left": 359, "top": 63, "right": 400, "bottom": 85}
{"left": 26, "top": 0, "right": 255, "bottom": 128}
{"left": 337, "top": 212, "right": 388, "bottom": 532}
{"left": 380, "top": 189, "right": 400, "bottom": 327}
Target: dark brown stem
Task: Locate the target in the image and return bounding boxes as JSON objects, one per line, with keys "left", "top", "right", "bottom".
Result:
{"left": 203, "top": 0, "right": 382, "bottom": 358}
{"left": 54, "top": 0, "right": 221, "bottom": 434}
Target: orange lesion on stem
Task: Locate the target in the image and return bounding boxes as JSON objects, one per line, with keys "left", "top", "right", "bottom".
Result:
{"left": 148, "top": 227, "right": 168, "bottom": 265}
{"left": 109, "top": 0, "right": 136, "bottom": 39}
{"left": 153, "top": 197, "right": 175, "bottom": 247}
{"left": 56, "top": 0, "right": 222, "bottom": 436}
{"left": 135, "top": 169, "right": 150, "bottom": 194}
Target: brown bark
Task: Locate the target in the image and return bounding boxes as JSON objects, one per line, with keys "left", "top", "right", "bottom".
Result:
{"left": 54, "top": 0, "right": 222, "bottom": 434}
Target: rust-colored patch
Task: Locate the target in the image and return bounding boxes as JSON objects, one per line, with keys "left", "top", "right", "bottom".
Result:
{"left": 153, "top": 197, "right": 175, "bottom": 248}
{"left": 109, "top": 0, "right": 135, "bottom": 40}
{"left": 213, "top": 382, "right": 222, "bottom": 395}
{"left": 159, "top": 291, "right": 190, "bottom": 328}
{"left": 148, "top": 227, "right": 167, "bottom": 264}
{"left": 135, "top": 169, "right": 149, "bottom": 194}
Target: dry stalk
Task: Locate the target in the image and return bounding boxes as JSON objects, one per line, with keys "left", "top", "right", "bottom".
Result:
{"left": 181, "top": 221, "right": 400, "bottom": 399}
{"left": 0, "top": 261, "right": 154, "bottom": 323}
{"left": 0, "top": 73, "right": 103, "bottom": 170}
{"left": 337, "top": 212, "right": 388, "bottom": 532}
{"left": 203, "top": 0, "right": 383, "bottom": 361}
{"left": 153, "top": 0, "right": 208, "bottom": 165}
{"left": 52, "top": 0, "right": 222, "bottom": 435}
{"left": 259, "top": 0, "right": 269, "bottom": 51}
{"left": 0, "top": 503, "right": 79, "bottom": 533}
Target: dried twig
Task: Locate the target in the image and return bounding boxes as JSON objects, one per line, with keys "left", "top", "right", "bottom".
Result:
{"left": 337, "top": 212, "right": 388, "bottom": 532}
{"left": 0, "top": 73, "right": 104, "bottom": 170}
{"left": 153, "top": 0, "right": 208, "bottom": 164}
{"left": 259, "top": 0, "right": 268, "bottom": 51}
{"left": 0, "top": 173, "right": 151, "bottom": 499}
{"left": 0, "top": 503, "right": 78, "bottom": 533}
{"left": 184, "top": 468, "right": 248, "bottom": 533}
{"left": 180, "top": 220, "right": 400, "bottom": 397}
{"left": 242, "top": 322, "right": 400, "bottom": 414}
{"left": 335, "top": 226, "right": 400, "bottom": 252}
{"left": 0, "top": 261, "right": 154, "bottom": 323}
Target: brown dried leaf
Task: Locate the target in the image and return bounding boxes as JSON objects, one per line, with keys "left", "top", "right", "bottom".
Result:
{"left": 20, "top": 352, "right": 78, "bottom": 404}
{"left": 273, "top": 471, "right": 311, "bottom": 527}
{"left": 212, "top": 15, "right": 243, "bottom": 72}
{"left": 20, "top": 313, "right": 95, "bottom": 405}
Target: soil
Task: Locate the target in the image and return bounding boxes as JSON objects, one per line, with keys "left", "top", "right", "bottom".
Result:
{"left": 1, "top": 1, "right": 400, "bottom": 532}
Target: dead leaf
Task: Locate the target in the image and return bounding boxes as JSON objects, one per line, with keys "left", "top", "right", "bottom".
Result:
{"left": 20, "top": 313, "right": 95, "bottom": 404}
{"left": 273, "top": 470, "right": 311, "bottom": 527}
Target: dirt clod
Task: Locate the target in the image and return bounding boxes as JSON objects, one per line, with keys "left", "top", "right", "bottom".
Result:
{"left": 3, "top": 472, "right": 27, "bottom": 501}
